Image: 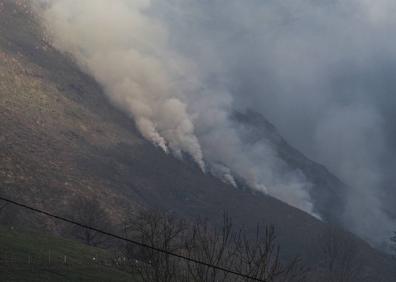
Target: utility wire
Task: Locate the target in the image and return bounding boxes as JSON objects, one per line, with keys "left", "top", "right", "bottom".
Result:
{"left": 0, "top": 195, "right": 266, "bottom": 282}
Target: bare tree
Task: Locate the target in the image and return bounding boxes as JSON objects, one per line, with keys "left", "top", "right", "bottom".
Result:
{"left": 184, "top": 213, "right": 236, "bottom": 282}
{"left": 122, "top": 210, "right": 306, "bottom": 282}
{"left": 67, "top": 197, "right": 112, "bottom": 247}
{"left": 233, "top": 224, "right": 306, "bottom": 282}
{"left": 184, "top": 214, "right": 306, "bottom": 282}
{"left": 124, "top": 210, "right": 187, "bottom": 282}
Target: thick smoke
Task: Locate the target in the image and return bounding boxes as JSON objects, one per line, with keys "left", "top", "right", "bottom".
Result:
{"left": 36, "top": 0, "right": 205, "bottom": 170}
{"left": 149, "top": 0, "right": 396, "bottom": 245}
{"left": 34, "top": 0, "right": 396, "bottom": 246}
{"left": 34, "top": 0, "right": 317, "bottom": 217}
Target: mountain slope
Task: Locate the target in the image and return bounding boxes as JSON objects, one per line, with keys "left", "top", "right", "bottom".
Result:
{"left": 0, "top": 1, "right": 395, "bottom": 280}
{"left": 232, "top": 110, "right": 347, "bottom": 223}
{"left": 0, "top": 225, "right": 136, "bottom": 282}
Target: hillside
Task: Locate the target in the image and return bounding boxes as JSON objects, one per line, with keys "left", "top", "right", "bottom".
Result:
{"left": 0, "top": 1, "right": 395, "bottom": 281}
{"left": 0, "top": 225, "right": 136, "bottom": 282}
{"left": 232, "top": 110, "right": 347, "bottom": 222}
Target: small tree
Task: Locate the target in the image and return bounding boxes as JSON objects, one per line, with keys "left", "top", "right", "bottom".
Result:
{"left": 67, "top": 197, "right": 112, "bottom": 247}
{"left": 233, "top": 224, "right": 306, "bottom": 282}
{"left": 124, "top": 210, "right": 187, "bottom": 282}
{"left": 184, "top": 214, "right": 236, "bottom": 282}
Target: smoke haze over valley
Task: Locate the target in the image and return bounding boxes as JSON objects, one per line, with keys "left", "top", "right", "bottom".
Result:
{"left": 30, "top": 0, "right": 396, "bottom": 249}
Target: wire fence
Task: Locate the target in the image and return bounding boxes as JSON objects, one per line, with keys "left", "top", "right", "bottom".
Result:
{"left": 0, "top": 249, "right": 116, "bottom": 268}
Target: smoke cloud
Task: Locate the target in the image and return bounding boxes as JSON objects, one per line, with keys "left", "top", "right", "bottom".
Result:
{"left": 150, "top": 0, "right": 396, "bottom": 247}
{"left": 36, "top": 0, "right": 205, "bottom": 170}
{"left": 34, "top": 0, "right": 396, "bottom": 246}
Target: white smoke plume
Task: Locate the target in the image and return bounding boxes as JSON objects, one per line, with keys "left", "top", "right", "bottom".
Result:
{"left": 33, "top": 0, "right": 396, "bottom": 246}
{"left": 35, "top": 0, "right": 205, "bottom": 170}
{"left": 33, "top": 0, "right": 318, "bottom": 217}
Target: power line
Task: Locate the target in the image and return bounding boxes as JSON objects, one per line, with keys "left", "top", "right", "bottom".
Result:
{"left": 0, "top": 195, "right": 266, "bottom": 282}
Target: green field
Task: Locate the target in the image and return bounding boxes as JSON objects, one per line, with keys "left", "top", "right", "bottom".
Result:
{"left": 0, "top": 225, "right": 136, "bottom": 282}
